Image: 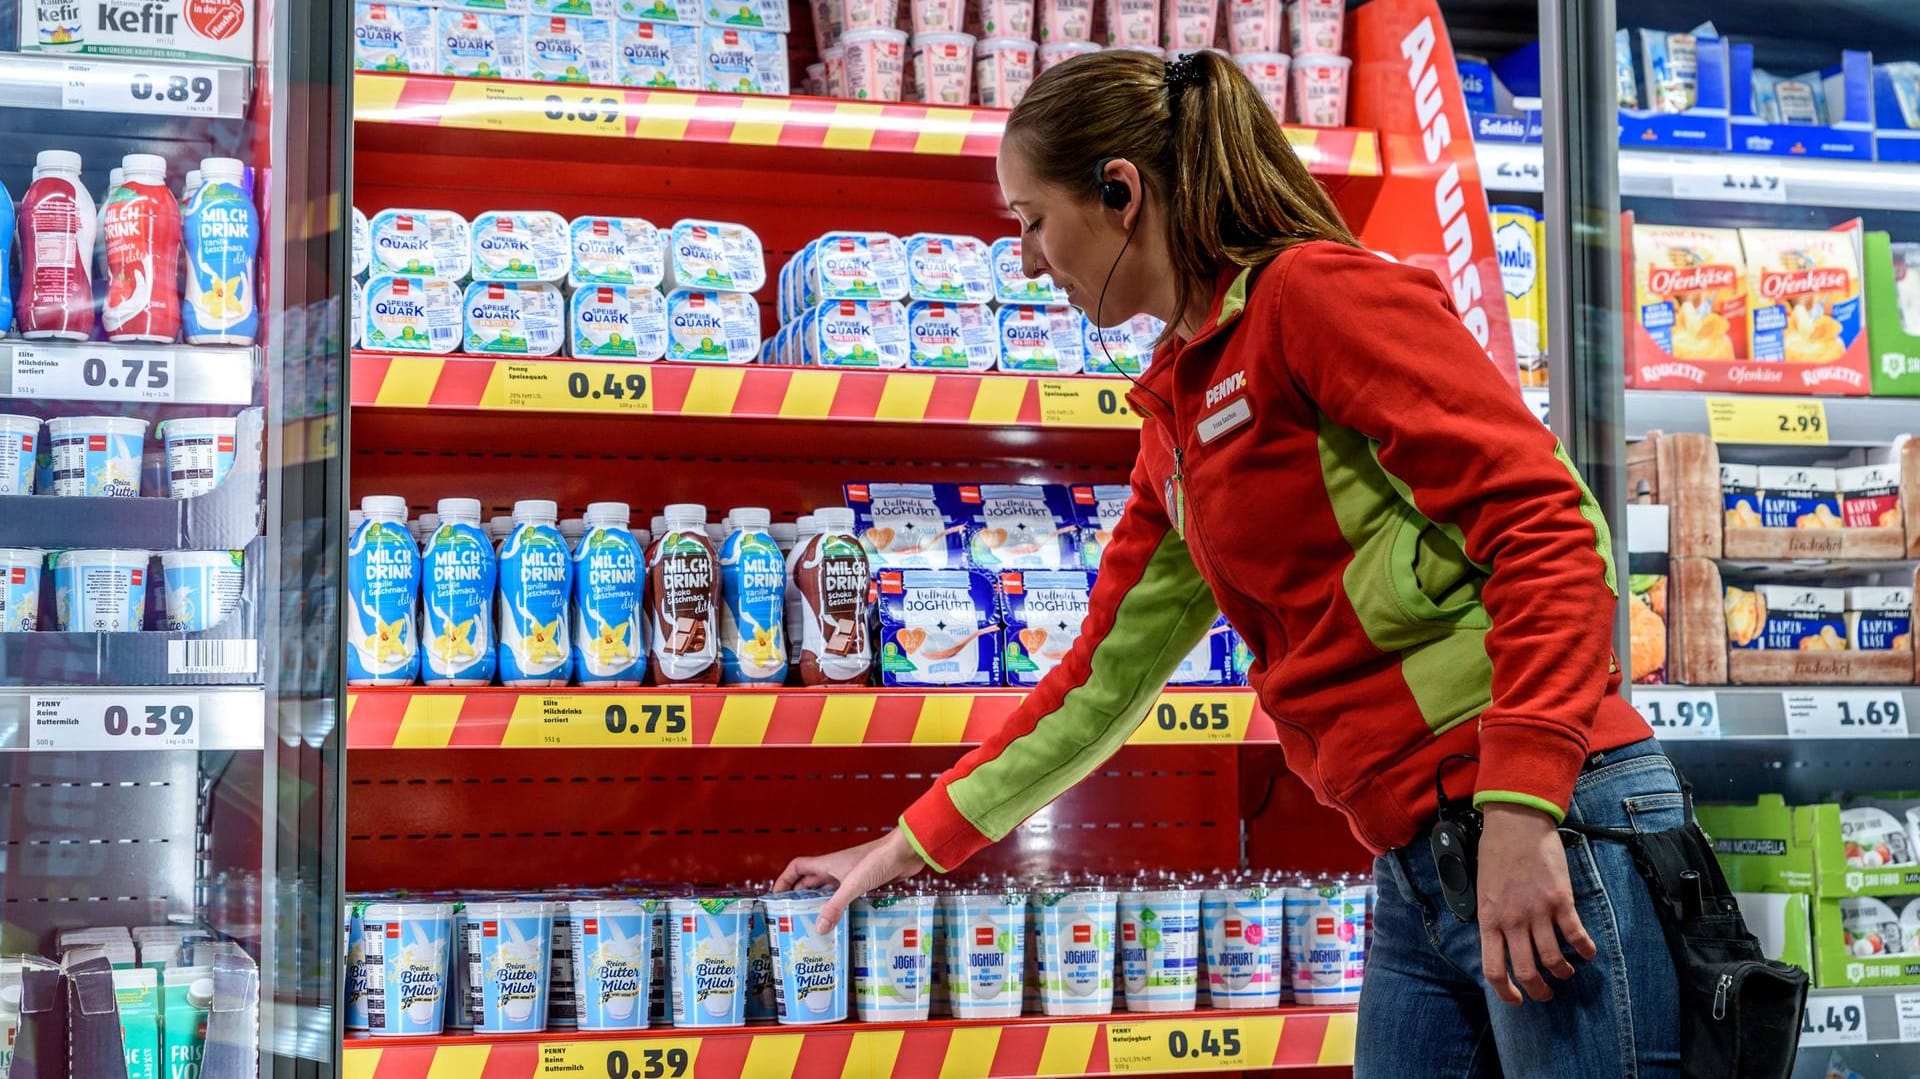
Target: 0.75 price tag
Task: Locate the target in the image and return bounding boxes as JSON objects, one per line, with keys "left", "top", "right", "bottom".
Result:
{"left": 1632, "top": 688, "right": 1721, "bottom": 741}
{"left": 1785, "top": 691, "right": 1909, "bottom": 740}
{"left": 504, "top": 695, "right": 694, "bottom": 748}
{"left": 1800, "top": 994, "right": 1868, "bottom": 1047}
{"left": 9, "top": 345, "right": 175, "bottom": 403}
{"left": 30, "top": 695, "right": 201, "bottom": 752}
{"left": 1704, "top": 397, "right": 1828, "bottom": 446}
{"left": 63, "top": 61, "right": 220, "bottom": 117}
{"left": 1105, "top": 1017, "right": 1278, "bottom": 1072}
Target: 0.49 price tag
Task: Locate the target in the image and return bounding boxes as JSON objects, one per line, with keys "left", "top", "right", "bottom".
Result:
{"left": 63, "top": 61, "right": 220, "bottom": 117}
{"left": 480, "top": 362, "right": 652, "bottom": 414}
{"left": 1785, "top": 691, "right": 1909, "bottom": 740}
{"left": 29, "top": 695, "right": 201, "bottom": 752}
{"left": 1632, "top": 689, "right": 1721, "bottom": 741}
{"left": 1800, "top": 994, "right": 1868, "bottom": 1047}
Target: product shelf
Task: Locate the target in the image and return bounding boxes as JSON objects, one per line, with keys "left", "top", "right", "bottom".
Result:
{"left": 339, "top": 1005, "right": 1359, "bottom": 1078}
{"left": 1624, "top": 390, "right": 1920, "bottom": 448}
{"left": 345, "top": 686, "right": 1270, "bottom": 750}
{"left": 0, "top": 340, "right": 257, "bottom": 406}
{"left": 0, "top": 52, "right": 251, "bottom": 119}
{"left": 1630, "top": 684, "right": 1920, "bottom": 742}
{"left": 1478, "top": 143, "right": 1920, "bottom": 212}
{"left": 0, "top": 684, "right": 267, "bottom": 752}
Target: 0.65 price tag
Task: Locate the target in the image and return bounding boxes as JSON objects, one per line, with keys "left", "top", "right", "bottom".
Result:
{"left": 1785, "top": 691, "right": 1909, "bottom": 740}
{"left": 30, "top": 694, "right": 201, "bottom": 752}
{"left": 505, "top": 695, "right": 694, "bottom": 747}
{"left": 1127, "top": 693, "right": 1252, "bottom": 745}
{"left": 1105, "top": 1017, "right": 1276, "bottom": 1072}
{"left": 63, "top": 61, "right": 220, "bottom": 117}
{"left": 480, "top": 362, "right": 652, "bottom": 414}
{"left": 1705, "top": 397, "right": 1827, "bottom": 446}
{"left": 1632, "top": 688, "right": 1721, "bottom": 741}
{"left": 1800, "top": 994, "right": 1868, "bottom": 1047}
{"left": 1037, "top": 379, "right": 1140, "bottom": 428}
{"left": 9, "top": 344, "right": 174, "bottom": 403}
{"left": 538, "top": 1038, "right": 698, "bottom": 1078}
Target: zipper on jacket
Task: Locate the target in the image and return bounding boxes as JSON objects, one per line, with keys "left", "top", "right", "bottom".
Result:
{"left": 1712, "top": 972, "right": 1732, "bottom": 1020}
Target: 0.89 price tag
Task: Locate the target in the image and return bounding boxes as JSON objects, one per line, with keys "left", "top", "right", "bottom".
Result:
{"left": 63, "top": 61, "right": 221, "bottom": 117}
{"left": 1799, "top": 994, "right": 1868, "bottom": 1047}
{"left": 30, "top": 694, "right": 201, "bottom": 752}
{"left": 1785, "top": 691, "right": 1909, "bottom": 740}
{"left": 1632, "top": 688, "right": 1721, "bottom": 741}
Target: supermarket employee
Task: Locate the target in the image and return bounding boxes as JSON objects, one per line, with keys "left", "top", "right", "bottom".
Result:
{"left": 779, "top": 50, "right": 1683, "bottom": 1077}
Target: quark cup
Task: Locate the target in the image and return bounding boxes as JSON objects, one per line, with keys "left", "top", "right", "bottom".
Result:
{"left": 841, "top": 0, "right": 899, "bottom": 31}
{"left": 1201, "top": 884, "right": 1286, "bottom": 1009}
{"left": 942, "top": 890, "right": 1028, "bottom": 1019}
{"left": 0, "top": 414, "right": 39, "bottom": 495}
{"left": 764, "top": 892, "right": 851, "bottom": 1024}
{"left": 823, "top": 45, "right": 849, "bottom": 96}
{"left": 462, "top": 900, "right": 555, "bottom": 1033}
{"left": 1119, "top": 888, "right": 1201, "bottom": 1012}
{"left": 1160, "top": 0, "right": 1215, "bottom": 51}
{"left": 841, "top": 28, "right": 909, "bottom": 100}
{"left": 159, "top": 416, "right": 238, "bottom": 498}
{"left": 1032, "top": 889, "right": 1117, "bottom": 1016}
{"left": 47, "top": 416, "right": 148, "bottom": 498}
{"left": 910, "top": 0, "right": 964, "bottom": 35}
{"left": 810, "top": 0, "right": 844, "bottom": 51}
{"left": 912, "top": 33, "right": 976, "bottom": 104}
{"left": 975, "top": 37, "right": 1037, "bottom": 108}
{"left": 1225, "top": 0, "right": 1279, "bottom": 53}
{"left": 975, "top": 0, "right": 1032, "bottom": 40}
{"left": 1039, "top": 39, "right": 1100, "bottom": 69}
{"left": 1038, "top": 0, "right": 1092, "bottom": 42}
{"left": 52, "top": 548, "right": 150, "bottom": 632}
{"left": 1235, "top": 51, "right": 1289, "bottom": 119}
{"left": 1103, "top": 0, "right": 1156, "bottom": 46}
{"left": 158, "top": 550, "right": 244, "bottom": 632}
{"left": 357, "top": 902, "right": 455, "bottom": 1036}
{"left": 1289, "top": 884, "right": 1366, "bottom": 1005}
{"left": 564, "top": 900, "right": 653, "bottom": 1030}
{"left": 1290, "top": 53, "right": 1350, "bottom": 126}
{"left": 850, "top": 894, "right": 936, "bottom": 1021}
{"left": 667, "top": 897, "right": 751, "bottom": 1027}
{"left": 1286, "top": 0, "right": 1340, "bottom": 57}
{"left": 0, "top": 548, "right": 44, "bottom": 632}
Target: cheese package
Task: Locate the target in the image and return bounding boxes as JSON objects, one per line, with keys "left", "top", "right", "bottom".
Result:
{"left": 526, "top": 14, "right": 617, "bottom": 83}
{"left": 1741, "top": 227, "right": 1863, "bottom": 364}
{"left": 436, "top": 9, "right": 527, "bottom": 77}
{"left": 616, "top": 18, "right": 701, "bottom": 87}
{"left": 1493, "top": 205, "right": 1545, "bottom": 387}
{"left": 471, "top": 210, "right": 571, "bottom": 283}
{"left": 997, "top": 304, "right": 1085, "bottom": 373}
{"left": 1848, "top": 587, "right": 1912, "bottom": 652}
{"left": 1726, "top": 584, "right": 1846, "bottom": 651}
{"left": 959, "top": 483, "right": 1077, "bottom": 571}
{"left": 844, "top": 481, "right": 967, "bottom": 569}
{"left": 1839, "top": 464, "right": 1902, "bottom": 529}
{"left": 1721, "top": 463, "right": 1762, "bottom": 529}
{"left": 1070, "top": 482, "right": 1129, "bottom": 570}
{"left": 905, "top": 301, "right": 998, "bottom": 371}
{"left": 998, "top": 569, "right": 1093, "bottom": 687}
{"left": 1634, "top": 224, "right": 1745, "bottom": 361}
{"left": 363, "top": 275, "right": 463, "bottom": 353}
{"left": 24, "top": 0, "right": 258, "bottom": 62}
{"left": 874, "top": 568, "right": 1001, "bottom": 687}
{"left": 462, "top": 281, "right": 565, "bottom": 355}
{"left": 1757, "top": 466, "right": 1840, "bottom": 530}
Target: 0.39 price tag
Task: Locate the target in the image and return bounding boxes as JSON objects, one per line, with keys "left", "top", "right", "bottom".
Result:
{"left": 30, "top": 694, "right": 201, "bottom": 752}
{"left": 1785, "top": 691, "right": 1909, "bottom": 740}
{"left": 1105, "top": 1018, "right": 1272, "bottom": 1072}
{"left": 9, "top": 345, "right": 175, "bottom": 403}
{"left": 537, "top": 1038, "right": 698, "bottom": 1078}
{"left": 505, "top": 695, "right": 694, "bottom": 747}
{"left": 1799, "top": 994, "right": 1868, "bottom": 1047}
{"left": 1632, "top": 688, "right": 1721, "bottom": 741}
{"left": 63, "top": 61, "right": 220, "bottom": 117}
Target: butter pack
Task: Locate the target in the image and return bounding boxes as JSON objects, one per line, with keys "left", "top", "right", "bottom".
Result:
{"left": 1757, "top": 466, "right": 1840, "bottom": 530}
{"left": 874, "top": 568, "right": 1001, "bottom": 686}
{"left": 1726, "top": 584, "right": 1846, "bottom": 651}
{"left": 998, "top": 569, "right": 1093, "bottom": 686}
{"left": 1741, "top": 226, "right": 1863, "bottom": 364}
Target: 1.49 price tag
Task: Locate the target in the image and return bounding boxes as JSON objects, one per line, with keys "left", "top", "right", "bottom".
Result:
{"left": 1800, "top": 994, "right": 1868, "bottom": 1047}
{"left": 1785, "top": 691, "right": 1909, "bottom": 740}
{"left": 63, "top": 61, "right": 220, "bottom": 117}
{"left": 1632, "top": 688, "right": 1721, "bottom": 741}
{"left": 30, "top": 694, "right": 201, "bottom": 752}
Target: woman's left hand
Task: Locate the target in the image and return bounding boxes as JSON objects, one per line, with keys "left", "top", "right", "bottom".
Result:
{"left": 1474, "top": 802, "right": 1598, "bottom": 1005}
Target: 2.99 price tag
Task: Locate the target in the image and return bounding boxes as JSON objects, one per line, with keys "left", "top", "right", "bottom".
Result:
{"left": 63, "top": 61, "right": 221, "bottom": 117}
{"left": 1799, "top": 994, "right": 1868, "bottom": 1047}
{"left": 9, "top": 344, "right": 175, "bottom": 403}
{"left": 30, "top": 694, "right": 201, "bottom": 752}
{"left": 1704, "top": 397, "right": 1827, "bottom": 446}
{"left": 1785, "top": 691, "right": 1909, "bottom": 740}
{"left": 1632, "top": 688, "right": 1721, "bottom": 741}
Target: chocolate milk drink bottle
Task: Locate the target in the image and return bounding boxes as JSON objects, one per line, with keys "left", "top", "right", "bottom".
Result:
{"left": 498, "top": 499, "right": 574, "bottom": 686}
{"left": 18, "top": 150, "right": 97, "bottom": 341}
{"left": 796, "top": 507, "right": 873, "bottom": 686}
{"left": 101, "top": 154, "right": 181, "bottom": 343}
{"left": 648, "top": 503, "right": 721, "bottom": 685}
{"left": 719, "top": 507, "right": 787, "bottom": 686}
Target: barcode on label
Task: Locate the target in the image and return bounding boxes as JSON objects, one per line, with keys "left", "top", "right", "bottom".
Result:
{"left": 729, "top": 336, "right": 757, "bottom": 356}
{"left": 167, "top": 638, "right": 259, "bottom": 675}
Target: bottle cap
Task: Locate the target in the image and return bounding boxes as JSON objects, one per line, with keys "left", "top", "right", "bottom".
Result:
{"left": 814, "top": 507, "right": 855, "bottom": 532}
{"left": 664, "top": 503, "right": 707, "bottom": 530}
{"left": 200, "top": 156, "right": 245, "bottom": 183}
{"left": 513, "top": 499, "right": 559, "bottom": 524}
{"left": 729, "top": 507, "right": 771, "bottom": 529}
{"left": 585, "top": 501, "right": 631, "bottom": 527}
{"left": 795, "top": 514, "right": 818, "bottom": 537}
{"left": 120, "top": 153, "right": 167, "bottom": 179}
{"left": 35, "top": 149, "right": 82, "bottom": 173}
{"left": 437, "top": 497, "right": 482, "bottom": 522}
{"left": 361, "top": 495, "right": 408, "bottom": 521}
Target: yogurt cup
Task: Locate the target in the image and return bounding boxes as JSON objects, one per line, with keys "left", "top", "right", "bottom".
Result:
{"left": 905, "top": 232, "right": 993, "bottom": 302}
{"left": 909, "top": 0, "right": 962, "bottom": 36}
{"left": 463, "top": 281, "right": 566, "bottom": 356}
{"left": 564, "top": 900, "right": 653, "bottom": 1029}
{"left": 746, "top": 901, "right": 776, "bottom": 1020}
{"left": 1119, "top": 888, "right": 1200, "bottom": 1012}
{"left": 910, "top": 33, "right": 975, "bottom": 103}
{"left": 669, "top": 897, "right": 751, "bottom": 1026}
{"left": 47, "top": 416, "right": 147, "bottom": 498}
{"left": 1225, "top": 0, "right": 1278, "bottom": 52}
{"left": 463, "top": 900, "right": 555, "bottom": 1032}
{"left": 1235, "top": 51, "right": 1290, "bottom": 119}
{"left": 1160, "top": 0, "right": 1214, "bottom": 51}
{"left": 907, "top": 301, "right": 998, "bottom": 370}
{"left": 471, "top": 210, "right": 572, "bottom": 283}
{"left": 823, "top": 45, "right": 848, "bottom": 96}
{"left": 665, "top": 219, "right": 767, "bottom": 294}
{"left": 158, "top": 550, "right": 244, "bottom": 632}
{"left": 159, "top": 416, "right": 238, "bottom": 499}
{"left": 0, "top": 415, "right": 39, "bottom": 495}
{"left": 0, "top": 548, "right": 44, "bottom": 632}
{"left": 1201, "top": 884, "right": 1285, "bottom": 1009}
{"left": 942, "top": 890, "right": 1028, "bottom": 1019}
{"left": 571, "top": 284, "right": 668, "bottom": 360}
{"left": 975, "top": 0, "right": 1032, "bottom": 39}
{"left": 364, "top": 275, "right": 464, "bottom": 354}
{"left": 975, "top": 37, "right": 1037, "bottom": 109}
{"left": 810, "top": 0, "right": 844, "bottom": 52}
{"left": 841, "top": 0, "right": 899, "bottom": 32}
{"left": 571, "top": 216, "right": 666, "bottom": 289}
{"left": 850, "top": 894, "right": 936, "bottom": 1021}
{"left": 1038, "top": 0, "right": 1091, "bottom": 42}
{"left": 1289, "top": 883, "right": 1365, "bottom": 1005}
{"left": 1291, "top": 53, "right": 1349, "bottom": 126}
{"left": 1103, "top": 0, "right": 1157, "bottom": 46}
{"left": 1285, "top": 0, "right": 1340, "bottom": 58}
{"left": 990, "top": 236, "right": 1068, "bottom": 304}
{"left": 841, "top": 27, "right": 909, "bottom": 100}
{"left": 358, "top": 902, "right": 456, "bottom": 1036}
{"left": 51, "top": 548, "right": 151, "bottom": 632}
{"left": 1032, "top": 889, "right": 1116, "bottom": 1016}
{"left": 997, "top": 303, "right": 1085, "bottom": 373}
{"left": 368, "top": 208, "right": 472, "bottom": 280}
{"left": 1039, "top": 39, "right": 1100, "bottom": 70}
{"left": 764, "top": 892, "right": 851, "bottom": 1024}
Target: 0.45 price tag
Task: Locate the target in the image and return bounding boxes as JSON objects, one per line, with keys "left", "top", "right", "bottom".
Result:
{"left": 1632, "top": 688, "right": 1721, "bottom": 741}
{"left": 63, "top": 61, "right": 220, "bottom": 117}
{"left": 1704, "top": 397, "right": 1827, "bottom": 446}
{"left": 1105, "top": 1017, "right": 1276, "bottom": 1072}
{"left": 9, "top": 345, "right": 175, "bottom": 403}
{"left": 538, "top": 1038, "right": 698, "bottom": 1078}
{"left": 505, "top": 695, "right": 694, "bottom": 748}
{"left": 1785, "top": 691, "right": 1909, "bottom": 740}
{"left": 29, "top": 695, "right": 201, "bottom": 752}
{"left": 1800, "top": 994, "right": 1868, "bottom": 1047}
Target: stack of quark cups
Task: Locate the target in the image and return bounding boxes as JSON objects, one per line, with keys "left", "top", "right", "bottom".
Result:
{"left": 1286, "top": 0, "right": 1349, "bottom": 125}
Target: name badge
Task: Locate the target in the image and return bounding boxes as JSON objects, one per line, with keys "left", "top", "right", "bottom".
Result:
{"left": 1197, "top": 397, "right": 1252, "bottom": 444}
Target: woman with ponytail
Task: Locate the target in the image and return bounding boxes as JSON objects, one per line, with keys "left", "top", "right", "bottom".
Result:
{"left": 781, "top": 50, "right": 1680, "bottom": 1076}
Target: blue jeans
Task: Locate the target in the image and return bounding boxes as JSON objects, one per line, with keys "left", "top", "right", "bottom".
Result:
{"left": 1354, "top": 739, "right": 1684, "bottom": 1079}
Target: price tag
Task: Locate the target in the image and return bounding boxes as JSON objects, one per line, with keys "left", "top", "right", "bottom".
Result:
{"left": 1127, "top": 693, "right": 1252, "bottom": 745}
{"left": 1704, "top": 397, "right": 1828, "bottom": 446}
{"left": 1494, "top": 158, "right": 1544, "bottom": 189}
{"left": 29, "top": 694, "right": 202, "bottom": 752}
{"left": 62, "top": 61, "right": 221, "bottom": 117}
{"left": 1800, "top": 994, "right": 1869, "bottom": 1047}
{"left": 1037, "top": 379, "right": 1139, "bottom": 428}
{"left": 1784, "top": 691, "right": 1910, "bottom": 740}
{"left": 479, "top": 362, "right": 653, "bottom": 414}
{"left": 538, "top": 1037, "right": 699, "bottom": 1078}
{"left": 503, "top": 695, "right": 694, "bottom": 748}
{"left": 1105, "top": 1018, "right": 1277, "bottom": 1072}
{"left": 9, "top": 344, "right": 176, "bottom": 403}
{"left": 1896, "top": 992, "right": 1920, "bottom": 1044}
{"left": 1632, "top": 688, "right": 1722, "bottom": 741}
{"left": 537, "top": 90, "right": 627, "bottom": 133}
{"left": 1672, "top": 170, "right": 1788, "bottom": 204}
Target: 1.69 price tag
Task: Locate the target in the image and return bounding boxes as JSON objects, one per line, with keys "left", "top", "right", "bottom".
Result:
{"left": 1785, "top": 691, "right": 1909, "bottom": 740}
{"left": 1800, "top": 994, "right": 1868, "bottom": 1047}
{"left": 10, "top": 345, "right": 174, "bottom": 403}
{"left": 63, "top": 61, "right": 220, "bottom": 117}
{"left": 30, "top": 695, "right": 201, "bottom": 752}
{"left": 1632, "top": 688, "right": 1721, "bottom": 741}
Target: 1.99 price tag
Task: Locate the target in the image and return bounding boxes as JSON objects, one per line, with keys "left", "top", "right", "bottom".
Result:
{"left": 1632, "top": 688, "right": 1721, "bottom": 741}
{"left": 30, "top": 694, "right": 201, "bottom": 752}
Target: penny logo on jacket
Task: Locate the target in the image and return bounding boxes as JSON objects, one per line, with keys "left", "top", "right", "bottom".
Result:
{"left": 1199, "top": 369, "right": 1252, "bottom": 444}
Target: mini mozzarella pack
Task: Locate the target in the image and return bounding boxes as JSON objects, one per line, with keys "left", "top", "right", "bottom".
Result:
{"left": 997, "top": 304, "right": 1085, "bottom": 373}
{"left": 616, "top": 19, "right": 701, "bottom": 86}
{"left": 364, "top": 275, "right": 465, "bottom": 353}
{"left": 844, "top": 481, "right": 967, "bottom": 569}
{"left": 875, "top": 568, "right": 1002, "bottom": 686}
{"left": 569, "top": 216, "right": 666, "bottom": 288}
{"left": 666, "top": 288, "right": 761, "bottom": 362}
{"left": 990, "top": 237, "right": 1069, "bottom": 304}
{"left": 463, "top": 281, "right": 566, "bottom": 355}
{"left": 570, "top": 285, "right": 669, "bottom": 359}
{"left": 702, "top": 27, "right": 789, "bottom": 94}
{"left": 999, "top": 569, "right": 1093, "bottom": 686}
{"left": 960, "top": 483, "right": 1076, "bottom": 570}
{"left": 525, "top": 15, "right": 617, "bottom": 82}
{"left": 794, "top": 300, "right": 910, "bottom": 367}
{"left": 906, "top": 234, "right": 995, "bottom": 303}
{"left": 471, "top": 211, "right": 572, "bottom": 282}
{"left": 905, "top": 301, "right": 998, "bottom": 371}
{"left": 369, "top": 209, "right": 472, "bottom": 279}
{"left": 665, "top": 220, "right": 767, "bottom": 293}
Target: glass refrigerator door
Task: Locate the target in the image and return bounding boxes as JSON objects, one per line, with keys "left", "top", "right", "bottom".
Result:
{"left": 0, "top": 0, "right": 348, "bottom": 1071}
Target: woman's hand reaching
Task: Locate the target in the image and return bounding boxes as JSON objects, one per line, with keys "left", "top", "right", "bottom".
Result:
{"left": 774, "top": 830, "right": 928, "bottom": 933}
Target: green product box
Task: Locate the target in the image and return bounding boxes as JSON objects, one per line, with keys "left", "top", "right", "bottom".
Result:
{"left": 114, "top": 967, "right": 162, "bottom": 1079}
{"left": 163, "top": 967, "right": 212, "bottom": 1079}
{"left": 1700, "top": 795, "right": 1920, "bottom": 897}
{"left": 1733, "top": 891, "right": 1813, "bottom": 974}
{"left": 1812, "top": 893, "right": 1920, "bottom": 988}
{"left": 1866, "top": 231, "right": 1920, "bottom": 396}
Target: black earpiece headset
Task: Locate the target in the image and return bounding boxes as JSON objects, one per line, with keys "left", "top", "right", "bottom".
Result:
{"left": 1095, "top": 156, "right": 1131, "bottom": 210}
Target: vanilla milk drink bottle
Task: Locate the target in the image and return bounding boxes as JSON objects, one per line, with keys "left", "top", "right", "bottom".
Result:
{"left": 572, "top": 501, "right": 647, "bottom": 685}
{"left": 498, "top": 499, "right": 574, "bottom": 686}
{"left": 421, "top": 497, "right": 497, "bottom": 686}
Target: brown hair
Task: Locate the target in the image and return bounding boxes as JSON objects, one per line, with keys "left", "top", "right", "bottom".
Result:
{"left": 1005, "top": 49, "right": 1359, "bottom": 324}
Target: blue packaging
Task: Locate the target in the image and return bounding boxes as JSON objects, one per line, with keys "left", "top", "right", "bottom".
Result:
{"left": 564, "top": 900, "right": 653, "bottom": 1030}
{"left": 157, "top": 550, "right": 245, "bottom": 632}
{"left": 763, "top": 892, "right": 850, "bottom": 1024}
{"left": 998, "top": 569, "right": 1093, "bottom": 688}
{"left": 436, "top": 9, "right": 527, "bottom": 77}
{"left": 700, "top": 26, "right": 787, "bottom": 95}
{"left": 498, "top": 502, "right": 574, "bottom": 686}
{"left": 850, "top": 895, "right": 936, "bottom": 1022}
{"left": 906, "top": 301, "right": 998, "bottom": 371}
{"left": 0, "top": 549, "right": 43, "bottom": 632}
{"left": 527, "top": 14, "right": 618, "bottom": 83}
{"left": 0, "top": 415, "right": 36, "bottom": 496}
{"left": 905, "top": 233, "right": 994, "bottom": 304}
{"left": 874, "top": 568, "right": 1001, "bottom": 687}
{"left": 667, "top": 897, "right": 751, "bottom": 1027}
{"left": 51, "top": 554, "right": 148, "bottom": 633}
{"left": 1119, "top": 889, "right": 1201, "bottom": 1012}
{"left": 745, "top": 902, "right": 776, "bottom": 1020}
{"left": 1290, "top": 884, "right": 1366, "bottom": 1006}
{"left": 572, "top": 503, "right": 647, "bottom": 685}
{"left": 616, "top": 19, "right": 702, "bottom": 88}
{"left": 1070, "top": 483, "right": 1128, "bottom": 570}
{"left": 421, "top": 501, "right": 498, "bottom": 686}
{"left": 996, "top": 304, "right": 1085, "bottom": 374}
{"left": 844, "top": 481, "right": 967, "bottom": 569}
{"left": 348, "top": 497, "right": 421, "bottom": 686}
{"left": 1082, "top": 313, "right": 1162, "bottom": 377}
{"left": 1200, "top": 885, "right": 1286, "bottom": 1008}
{"left": 719, "top": 510, "right": 787, "bottom": 685}
{"left": 802, "top": 232, "right": 909, "bottom": 303}
{"left": 1168, "top": 614, "right": 1235, "bottom": 686}
{"left": 462, "top": 901, "right": 554, "bottom": 1033}
{"left": 801, "top": 299, "right": 910, "bottom": 368}
{"left": 1456, "top": 55, "right": 1497, "bottom": 113}
{"left": 959, "top": 483, "right": 1077, "bottom": 571}
{"left": 0, "top": 179, "right": 12, "bottom": 333}
{"left": 1031, "top": 889, "right": 1116, "bottom": 1016}
{"left": 358, "top": 902, "right": 456, "bottom": 1036}
{"left": 183, "top": 160, "right": 260, "bottom": 346}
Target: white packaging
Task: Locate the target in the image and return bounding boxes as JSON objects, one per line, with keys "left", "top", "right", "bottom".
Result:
{"left": 906, "top": 301, "right": 996, "bottom": 370}
{"left": 911, "top": 32, "right": 975, "bottom": 103}
{"left": 975, "top": 37, "right": 1036, "bottom": 108}
{"left": 352, "top": 207, "right": 371, "bottom": 279}
{"left": 368, "top": 208, "right": 472, "bottom": 280}
{"left": 570, "top": 216, "right": 666, "bottom": 288}
{"left": 990, "top": 235, "right": 1068, "bottom": 304}
{"left": 355, "top": 1, "right": 436, "bottom": 72}
{"left": 1235, "top": 51, "right": 1289, "bottom": 118}
{"left": 1160, "top": 0, "right": 1214, "bottom": 50}
{"left": 1103, "top": 0, "right": 1156, "bottom": 46}
{"left": 619, "top": 0, "right": 700, "bottom": 25}
{"left": 1290, "top": 52, "right": 1349, "bottom": 126}
{"left": 364, "top": 275, "right": 463, "bottom": 354}
{"left": 996, "top": 303, "right": 1083, "bottom": 373}
{"left": 22, "top": 0, "right": 256, "bottom": 62}
{"left": 526, "top": 14, "right": 617, "bottom": 82}
{"left": 804, "top": 232, "right": 909, "bottom": 302}
{"left": 470, "top": 210, "right": 571, "bottom": 283}
{"left": 616, "top": 18, "right": 701, "bottom": 86}
{"left": 665, "top": 219, "right": 767, "bottom": 294}
{"left": 704, "top": 0, "right": 789, "bottom": 31}
{"left": 842, "top": 28, "right": 909, "bottom": 100}
{"left": 701, "top": 26, "right": 789, "bottom": 93}
{"left": 571, "top": 284, "right": 669, "bottom": 360}
{"left": 666, "top": 288, "right": 761, "bottom": 363}
{"left": 436, "top": 9, "right": 527, "bottom": 76}
{"left": 801, "top": 300, "right": 909, "bottom": 367}
{"left": 462, "top": 280, "right": 566, "bottom": 356}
